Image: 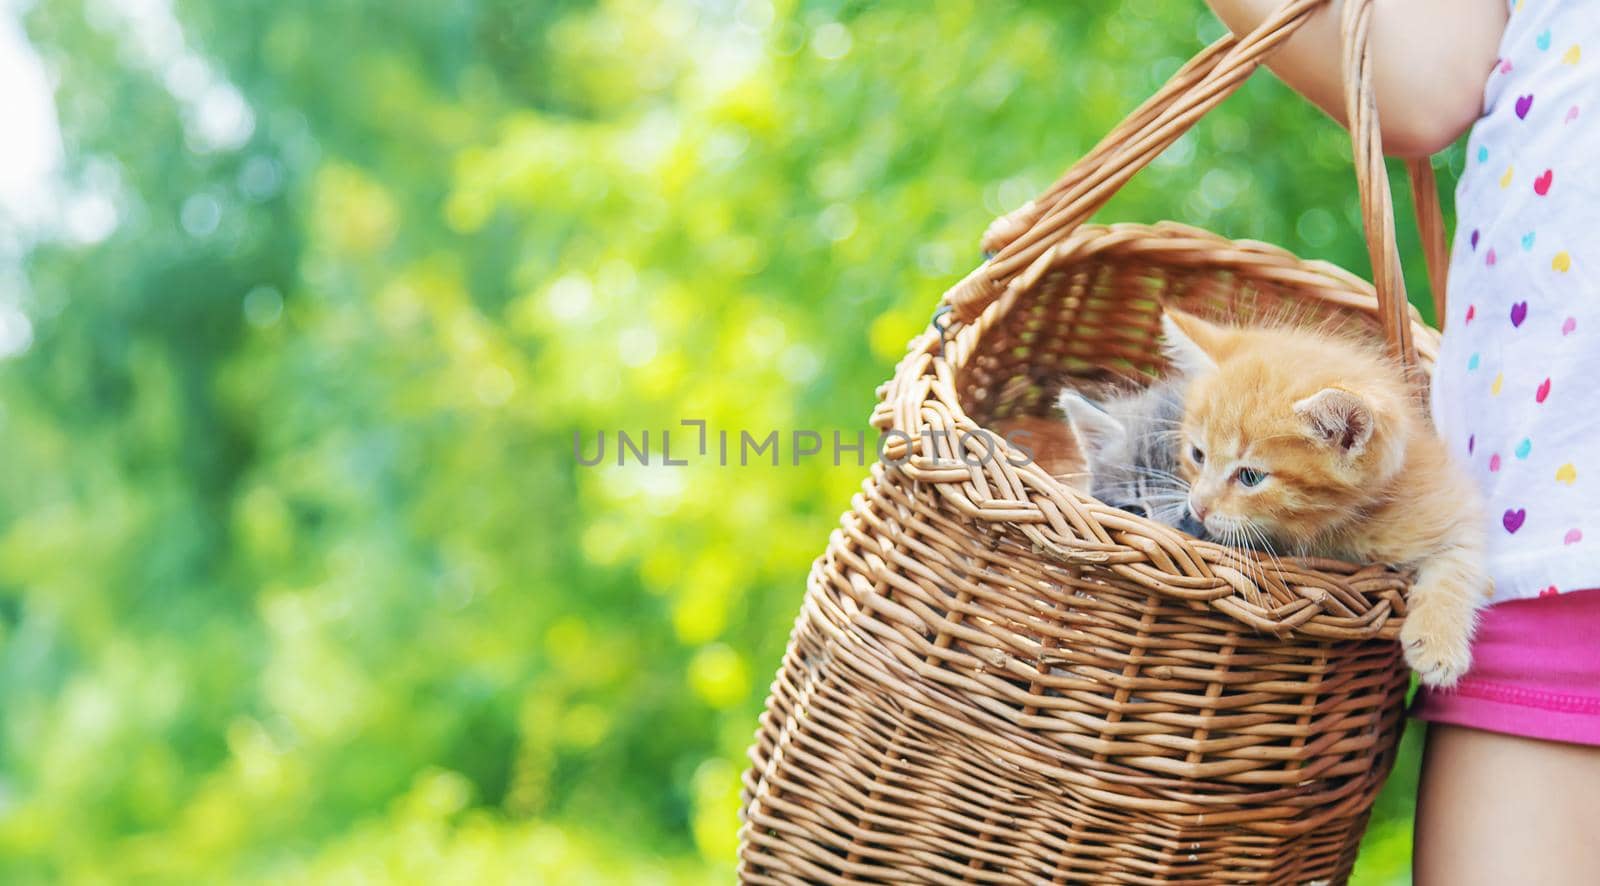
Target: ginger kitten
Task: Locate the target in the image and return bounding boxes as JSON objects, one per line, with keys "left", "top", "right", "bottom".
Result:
{"left": 1162, "top": 309, "right": 1488, "bottom": 687}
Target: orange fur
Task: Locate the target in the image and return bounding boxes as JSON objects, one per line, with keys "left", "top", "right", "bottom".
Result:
{"left": 1163, "top": 310, "right": 1489, "bottom": 687}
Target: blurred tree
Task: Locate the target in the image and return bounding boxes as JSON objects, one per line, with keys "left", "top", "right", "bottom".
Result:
{"left": 0, "top": 0, "right": 1448, "bottom": 880}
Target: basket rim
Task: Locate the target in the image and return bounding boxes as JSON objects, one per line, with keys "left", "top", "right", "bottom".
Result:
{"left": 873, "top": 220, "right": 1439, "bottom": 642}
{"left": 996, "top": 220, "right": 1440, "bottom": 366}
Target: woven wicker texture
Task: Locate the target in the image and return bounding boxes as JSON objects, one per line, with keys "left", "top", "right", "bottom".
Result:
{"left": 741, "top": 1, "right": 1448, "bottom": 883}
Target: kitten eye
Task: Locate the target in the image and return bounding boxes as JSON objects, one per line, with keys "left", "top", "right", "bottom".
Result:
{"left": 1235, "top": 468, "right": 1268, "bottom": 488}
{"left": 1190, "top": 445, "right": 1205, "bottom": 465}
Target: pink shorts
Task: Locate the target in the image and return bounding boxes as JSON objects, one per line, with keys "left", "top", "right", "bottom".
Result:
{"left": 1411, "top": 588, "right": 1600, "bottom": 746}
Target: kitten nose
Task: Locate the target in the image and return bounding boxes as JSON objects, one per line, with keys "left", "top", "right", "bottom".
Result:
{"left": 1189, "top": 498, "right": 1209, "bottom": 522}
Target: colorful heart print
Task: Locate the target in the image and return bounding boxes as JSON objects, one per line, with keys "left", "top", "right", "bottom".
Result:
{"left": 1564, "top": 316, "right": 1577, "bottom": 335}
{"left": 1468, "top": 353, "right": 1480, "bottom": 370}
{"left": 1516, "top": 438, "right": 1533, "bottom": 459}
{"left": 1556, "top": 463, "right": 1577, "bottom": 485}
{"left": 1563, "top": 45, "right": 1582, "bottom": 64}
{"left": 1466, "top": 304, "right": 1477, "bottom": 324}
{"left": 1490, "top": 453, "right": 1503, "bottom": 472}
{"left": 1488, "top": 248, "right": 1498, "bottom": 267}
{"left": 1516, "top": 94, "right": 1535, "bottom": 118}
{"left": 1565, "top": 529, "right": 1584, "bottom": 545}
{"left": 1535, "top": 169, "right": 1554, "bottom": 195}
{"left": 1567, "top": 105, "right": 1581, "bottom": 124}
{"left": 1538, "top": 30, "right": 1552, "bottom": 51}
{"left": 1504, "top": 509, "right": 1527, "bottom": 533}
{"left": 1553, "top": 251, "right": 1571, "bottom": 271}
{"left": 1536, "top": 378, "right": 1551, "bottom": 402}
{"left": 1470, "top": 229, "right": 1480, "bottom": 249}
{"left": 1522, "top": 231, "right": 1536, "bottom": 250}
{"left": 1511, "top": 301, "right": 1528, "bottom": 326}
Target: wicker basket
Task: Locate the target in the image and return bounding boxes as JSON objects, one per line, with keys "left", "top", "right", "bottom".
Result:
{"left": 739, "top": 1, "right": 1451, "bottom": 883}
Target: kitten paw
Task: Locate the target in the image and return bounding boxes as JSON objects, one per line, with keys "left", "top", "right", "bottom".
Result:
{"left": 1400, "top": 604, "right": 1474, "bottom": 688}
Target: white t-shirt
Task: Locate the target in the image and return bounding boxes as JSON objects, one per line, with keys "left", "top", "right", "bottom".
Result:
{"left": 1432, "top": 0, "right": 1600, "bottom": 602}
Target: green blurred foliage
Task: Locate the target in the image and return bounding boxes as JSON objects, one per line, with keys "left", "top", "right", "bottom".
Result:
{"left": 1, "top": 0, "right": 1455, "bottom": 881}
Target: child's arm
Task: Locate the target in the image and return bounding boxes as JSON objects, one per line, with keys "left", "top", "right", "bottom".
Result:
{"left": 1205, "top": 0, "right": 1508, "bottom": 156}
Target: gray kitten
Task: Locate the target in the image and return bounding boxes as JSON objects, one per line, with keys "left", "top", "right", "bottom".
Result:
{"left": 1057, "top": 381, "right": 1208, "bottom": 539}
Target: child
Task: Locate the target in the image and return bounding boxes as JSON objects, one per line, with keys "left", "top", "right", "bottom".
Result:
{"left": 1204, "top": 1, "right": 1600, "bottom": 882}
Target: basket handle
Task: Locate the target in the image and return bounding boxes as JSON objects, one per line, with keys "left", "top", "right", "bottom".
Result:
{"left": 951, "top": 0, "right": 1449, "bottom": 372}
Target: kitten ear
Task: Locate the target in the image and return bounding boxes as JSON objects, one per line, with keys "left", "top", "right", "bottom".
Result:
{"left": 1160, "top": 310, "right": 1221, "bottom": 376}
{"left": 1057, "top": 390, "right": 1126, "bottom": 459}
{"left": 1294, "top": 387, "right": 1374, "bottom": 455}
